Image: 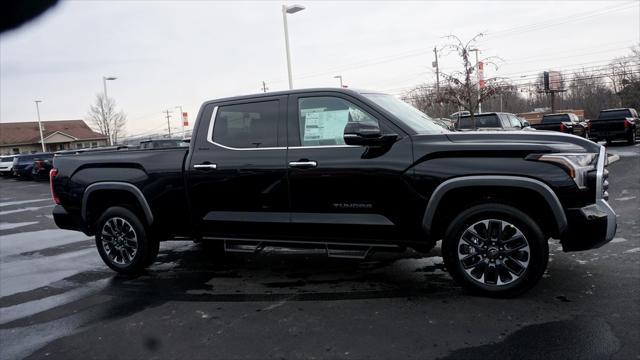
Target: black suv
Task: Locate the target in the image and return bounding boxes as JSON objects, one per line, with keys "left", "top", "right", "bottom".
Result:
{"left": 51, "top": 88, "right": 616, "bottom": 297}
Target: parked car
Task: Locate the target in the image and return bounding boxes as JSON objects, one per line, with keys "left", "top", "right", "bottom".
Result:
{"left": 455, "top": 112, "right": 532, "bottom": 131}
{"left": 0, "top": 155, "right": 15, "bottom": 176}
{"left": 531, "top": 113, "right": 588, "bottom": 137}
{"left": 31, "top": 153, "right": 55, "bottom": 180}
{"left": 51, "top": 88, "right": 615, "bottom": 297}
{"left": 139, "top": 139, "right": 188, "bottom": 149}
{"left": 588, "top": 108, "right": 639, "bottom": 145}
{"left": 12, "top": 153, "right": 52, "bottom": 179}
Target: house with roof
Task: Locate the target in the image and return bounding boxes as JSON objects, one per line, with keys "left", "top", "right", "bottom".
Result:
{"left": 0, "top": 120, "right": 108, "bottom": 155}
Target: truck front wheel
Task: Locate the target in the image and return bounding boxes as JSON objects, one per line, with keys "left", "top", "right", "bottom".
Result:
{"left": 95, "top": 206, "right": 158, "bottom": 275}
{"left": 442, "top": 203, "right": 548, "bottom": 297}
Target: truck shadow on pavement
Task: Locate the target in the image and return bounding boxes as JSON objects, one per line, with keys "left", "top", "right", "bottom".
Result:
{"left": 102, "top": 241, "right": 460, "bottom": 303}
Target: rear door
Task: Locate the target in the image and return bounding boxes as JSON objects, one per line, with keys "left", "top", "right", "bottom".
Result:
{"left": 285, "top": 92, "right": 415, "bottom": 243}
{"left": 186, "top": 96, "right": 290, "bottom": 239}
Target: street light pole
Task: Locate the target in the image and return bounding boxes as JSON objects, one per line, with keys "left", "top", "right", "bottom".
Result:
{"left": 334, "top": 75, "right": 343, "bottom": 88}
{"left": 34, "top": 100, "right": 45, "bottom": 152}
{"left": 103, "top": 76, "right": 117, "bottom": 99}
{"left": 282, "top": 4, "right": 305, "bottom": 90}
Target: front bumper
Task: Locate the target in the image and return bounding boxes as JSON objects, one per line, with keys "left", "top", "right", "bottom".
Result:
{"left": 561, "top": 199, "right": 617, "bottom": 251}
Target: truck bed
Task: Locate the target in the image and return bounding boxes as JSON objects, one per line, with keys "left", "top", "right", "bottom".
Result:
{"left": 53, "top": 147, "right": 191, "bottom": 236}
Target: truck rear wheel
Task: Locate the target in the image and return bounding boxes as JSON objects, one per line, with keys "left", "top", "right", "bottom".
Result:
{"left": 95, "top": 206, "right": 158, "bottom": 275}
{"left": 628, "top": 130, "right": 637, "bottom": 145}
{"left": 442, "top": 203, "right": 548, "bottom": 297}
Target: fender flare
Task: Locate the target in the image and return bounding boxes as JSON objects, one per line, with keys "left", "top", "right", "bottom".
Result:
{"left": 82, "top": 182, "right": 154, "bottom": 225}
{"left": 422, "top": 175, "right": 567, "bottom": 236}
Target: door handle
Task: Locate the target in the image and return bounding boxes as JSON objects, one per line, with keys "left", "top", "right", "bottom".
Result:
{"left": 194, "top": 163, "right": 217, "bottom": 170}
{"left": 289, "top": 160, "right": 317, "bottom": 168}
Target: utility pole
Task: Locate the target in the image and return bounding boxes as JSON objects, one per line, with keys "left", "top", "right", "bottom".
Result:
{"left": 261, "top": 81, "right": 269, "bottom": 93}
{"left": 163, "top": 109, "right": 173, "bottom": 138}
{"left": 433, "top": 47, "right": 440, "bottom": 96}
{"left": 34, "top": 100, "right": 45, "bottom": 152}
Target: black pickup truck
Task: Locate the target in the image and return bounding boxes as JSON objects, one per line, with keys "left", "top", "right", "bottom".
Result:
{"left": 588, "top": 108, "right": 639, "bottom": 145}
{"left": 51, "top": 88, "right": 616, "bottom": 297}
{"left": 531, "top": 113, "right": 588, "bottom": 137}
{"left": 455, "top": 112, "right": 532, "bottom": 131}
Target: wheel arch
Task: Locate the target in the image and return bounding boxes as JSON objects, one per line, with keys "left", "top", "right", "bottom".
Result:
{"left": 423, "top": 176, "right": 568, "bottom": 239}
{"left": 82, "top": 182, "right": 154, "bottom": 227}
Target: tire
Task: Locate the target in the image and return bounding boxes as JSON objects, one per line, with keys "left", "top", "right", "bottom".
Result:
{"left": 95, "top": 206, "right": 158, "bottom": 274}
{"left": 442, "top": 203, "right": 548, "bottom": 298}
{"left": 628, "top": 129, "right": 637, "bottom": 145}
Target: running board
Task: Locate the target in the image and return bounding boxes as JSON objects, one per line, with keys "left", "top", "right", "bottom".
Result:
{"left": 325, "top": 245, "right": 373, "bottom": 259}
{"left": 224, "top": 240, "right": 265, "bottom": 254}
{"left": 210, "top": 237, "right": 403, "bottom": 259}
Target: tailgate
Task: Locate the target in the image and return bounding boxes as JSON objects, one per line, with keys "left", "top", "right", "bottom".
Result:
{"left": 590, "top": 119, "right": 625, "bottom": 132}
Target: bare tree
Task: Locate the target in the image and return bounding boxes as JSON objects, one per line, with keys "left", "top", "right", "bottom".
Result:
{"left": 437, "top": 33, "right": 508, "bottom": 126}
{"left": 87, "top": 94, "right": 126, "bottom": 145}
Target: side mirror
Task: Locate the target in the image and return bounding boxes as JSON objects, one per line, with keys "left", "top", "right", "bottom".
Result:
{"left": 344, "top": 122, "right": 397, "bottom": 146}
{"left": 522, "top": 120, "right": 530, "bottom": 127}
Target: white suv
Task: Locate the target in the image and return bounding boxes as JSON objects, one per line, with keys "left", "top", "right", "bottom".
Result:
{"left": 0, "top": 155, "right": 15, "bottom": 176}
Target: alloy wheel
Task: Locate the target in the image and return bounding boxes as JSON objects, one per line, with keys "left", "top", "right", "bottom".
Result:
{"left": 457, "top": 219, "right": 530, "bottom": 287}
{"left": 101, "top": 217, "right": 138, "bottom": 265}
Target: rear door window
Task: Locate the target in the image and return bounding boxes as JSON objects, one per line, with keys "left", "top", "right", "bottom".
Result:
{"left": 213, "top": 101, "right": 279, "bottom": 149}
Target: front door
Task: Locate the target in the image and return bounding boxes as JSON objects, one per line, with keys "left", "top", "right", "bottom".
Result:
{"left": 286, "top": 92, "right": 416, "bottom": 243}
{"left": 186, "top": 96, "right": 289, "bottom": 239}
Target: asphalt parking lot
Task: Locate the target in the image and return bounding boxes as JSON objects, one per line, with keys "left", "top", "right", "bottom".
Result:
{"left": 0, "top": 143, "right": 638, "bottom": 360}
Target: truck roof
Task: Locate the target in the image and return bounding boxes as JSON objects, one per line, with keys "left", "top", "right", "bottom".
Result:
{"left": 202, "top": 87, "right": 381, "bottom": 106}
{"left": 600, "top": 108, "right": 632, "bottom": 112}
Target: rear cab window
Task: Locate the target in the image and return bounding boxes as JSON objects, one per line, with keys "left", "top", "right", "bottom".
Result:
{"left": 598, "top": 109, "right": 632, "bottom": 120}
{"left": 458, "top": 114, "right": 502, "bottom": 129}
{"left": 542, "top": 114, "right": 569, "bottom": 124}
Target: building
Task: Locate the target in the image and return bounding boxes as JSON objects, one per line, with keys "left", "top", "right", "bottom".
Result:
{"left": 0, "top": 120, "right": 108, "bottom": 155}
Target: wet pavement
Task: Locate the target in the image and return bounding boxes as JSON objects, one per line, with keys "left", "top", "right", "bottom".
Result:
{"left": 0, "top": 143, "right": 638, "bottom": 360}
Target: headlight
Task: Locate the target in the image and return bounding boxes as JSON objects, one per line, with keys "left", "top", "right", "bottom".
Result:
{"left": 536, "top": 153, "right": 598, "bottom": 189}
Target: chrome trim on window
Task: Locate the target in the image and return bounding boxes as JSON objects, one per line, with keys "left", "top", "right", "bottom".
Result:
{"left": 206, "top": 105, "right": 286, "bottom": 151}
{"left": 205, "top": 105, "right": 360, "bottom": 151}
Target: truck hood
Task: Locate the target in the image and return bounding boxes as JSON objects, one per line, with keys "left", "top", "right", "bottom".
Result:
{"left": 446, "top": 131, "right": 600, "bottom": 153}
{"left": 411, "top": 131, "right": 601, "bottom": 154}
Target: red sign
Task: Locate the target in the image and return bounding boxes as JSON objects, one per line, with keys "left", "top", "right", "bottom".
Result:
{"left": 478, "top": 61, "right": 485, "bottom": 88}
{"left": 182, "top": 112, "right": 188, "bottom": 126}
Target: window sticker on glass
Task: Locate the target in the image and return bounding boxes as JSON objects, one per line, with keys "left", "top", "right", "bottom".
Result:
{"left": 302, "top": 109, "right": 349, "bottom": 144}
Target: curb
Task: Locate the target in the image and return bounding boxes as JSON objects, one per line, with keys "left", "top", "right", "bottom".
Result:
{"left": 607, "top": 154, "right": 620, "bottom": 165}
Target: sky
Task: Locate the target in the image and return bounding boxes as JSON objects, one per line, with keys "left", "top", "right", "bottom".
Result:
{"left": 1, "top": 0, "right": 639, "bottom": 137}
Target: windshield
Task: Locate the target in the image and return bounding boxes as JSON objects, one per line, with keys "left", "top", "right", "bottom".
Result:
{"left": 457, "top": 114, "right": 502, "bottom": 129}
{"left": 362, "top": 93, "right": 448, "bottom": 134}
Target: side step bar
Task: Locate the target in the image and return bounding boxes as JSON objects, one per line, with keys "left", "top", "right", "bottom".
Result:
{"left": 219, "top": 239, "right": 401, "bottom": 260}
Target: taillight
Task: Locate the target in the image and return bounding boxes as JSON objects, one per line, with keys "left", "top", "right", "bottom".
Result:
{"left": 50, "top": 168, "right": 60, "bottom": 205}
{"left": 560, "top": 123, "right": 566, "bottom": 132}
{"left": 35, "top": 160, "right": 44, "bottom": 169}
{"left": 587, "top": 122, "right": 591, "bottom": 130}
{"left": 624, "top": 118, "right": 632, "bottom": 128}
